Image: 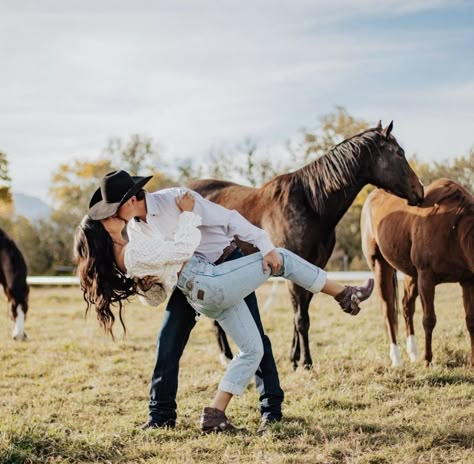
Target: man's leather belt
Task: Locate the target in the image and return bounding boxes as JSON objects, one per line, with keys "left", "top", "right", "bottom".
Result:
{"left": 214, "top": 241, "right": 238, "bottom": 265}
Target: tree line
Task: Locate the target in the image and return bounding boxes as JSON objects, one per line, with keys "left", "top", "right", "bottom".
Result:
{"left": 1, "top": 108, "right": 472, "bottom": 275}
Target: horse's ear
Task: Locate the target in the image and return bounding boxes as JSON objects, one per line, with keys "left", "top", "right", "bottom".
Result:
{"left": 382, "top": 121, "right": 394, "bottom": 138}
{"left": 376, "top": 120, "right": 382, "bottom": 130}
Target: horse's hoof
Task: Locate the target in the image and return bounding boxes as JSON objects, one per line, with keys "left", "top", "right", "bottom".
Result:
{"left": 407, "top": 349, "right": 418, "bottom": 362}
{"left": 390, "top": 343, "right": 403, "bottom": 367}
{"left": 406, "top": 335, "right": 418, "bottom": 362}
{"left": 303, "top": 363, "right": 313, "bottom": 370}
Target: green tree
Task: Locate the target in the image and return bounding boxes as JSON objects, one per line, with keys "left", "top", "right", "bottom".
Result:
{"left": 104, "top": 134, "right": 175, "bottom": 191}
{"left": 289, "top": 106, "right": 370, "bottom": 165}
{"left": 49, "top": 159, "right": 115, "bottom": 217}
{"left": 0, "top": 216, "right": 53, "bottom": 274}
{"left": 0, "top": 150, "right": 13, "bottom": 216}
{"left": 47, "top": 158, "right": 118, "bottom": 273}
{"left": 12, "top": 216, "right": 54, "bottom": 274}
{"left": 184, "top": 139, "right": 284, "bottom": 187}
{"left": 235, "top": 139, "right": 284, "bottom": 187}
{"left": 104, "top": 134, "right": 161, "bottom": 176}
{"left": 235, "top": 139, "right": 259, "bottom": 187}
{"left": 176, "top": 158, "right": 204, "bottom": 185}
{"left": 410, "top": 150, "right": 473, "bottom": 192}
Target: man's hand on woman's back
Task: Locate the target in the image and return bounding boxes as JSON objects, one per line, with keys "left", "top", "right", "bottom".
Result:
{"left": 176, "top": 191, "right": 195, "bottom": 212}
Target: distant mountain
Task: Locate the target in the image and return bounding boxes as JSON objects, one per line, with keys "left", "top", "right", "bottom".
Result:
{"left": 13, "top": 192, "right": 51, "bottom": 221}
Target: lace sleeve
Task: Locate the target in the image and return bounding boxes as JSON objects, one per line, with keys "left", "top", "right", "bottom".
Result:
{"left": 125, "top": 211, "right": 202, "bottom": 278}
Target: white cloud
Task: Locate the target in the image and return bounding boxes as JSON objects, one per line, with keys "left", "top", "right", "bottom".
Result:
{"left": 1, "top": 1, "right": 472, "bottom": 201}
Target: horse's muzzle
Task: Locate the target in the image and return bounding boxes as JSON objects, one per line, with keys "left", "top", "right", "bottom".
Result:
{"left": 407, "top": 182, "right": 424, "bottom": 206}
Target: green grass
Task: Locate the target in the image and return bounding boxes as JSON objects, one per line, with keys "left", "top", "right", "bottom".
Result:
{"left": 1, "top": 283, "right": 473, "bottom": 463}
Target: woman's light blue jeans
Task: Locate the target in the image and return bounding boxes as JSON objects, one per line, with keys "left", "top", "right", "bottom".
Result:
{"left": 176, "top": 247, "right": 327, "bottom": 396}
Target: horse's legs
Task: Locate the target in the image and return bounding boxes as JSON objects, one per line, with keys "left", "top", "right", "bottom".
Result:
{"left": 214, "top": 321, "right": 233, "bottom": 365}
{"left": 5, "top": 277, "right": 29, "bottom": 341}
{"left": 5, "top": 286, "right": 26, "bottom": 341}
{"left": 373, "top": 258, "right": 401, "bottom": 366}
{"left": 8, "top": 301, "right": 27, "bottom": 341}
{"left": 417, "top": 272, "right": 436, "bottom": 367}
{"left": 460, "top": 281, "right": 474, "bottom": 368}
{"left": 402, "top": 275, "right": 419, "bottom": 362}
{"left": 290, "top": 321, "right": 300, "bottom": 371}
{"left": 289, "top": 284, "right": 313, "bottom": 369}
{"left": 289, "top": 285, "right": 301, "bottom": 369}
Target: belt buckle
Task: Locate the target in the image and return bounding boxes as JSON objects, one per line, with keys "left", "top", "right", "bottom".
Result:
{"left": 216, "top": 241, "right": 236, "bottom": 265}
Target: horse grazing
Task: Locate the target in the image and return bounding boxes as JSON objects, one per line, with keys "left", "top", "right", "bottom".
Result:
{"left": 0, "top": 228, "right": 29, "bottom": 340}
{"left": 361, "top": 179, "right": 474, "bottom": 367}
{"left": 190, "top": 121, "right": 424, "bottom": 369}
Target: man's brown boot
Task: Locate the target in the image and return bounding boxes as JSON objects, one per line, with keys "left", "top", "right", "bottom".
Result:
{"left": 335, "top": 278, "right": 374, "bottom": 315}
{"left": 200, "top": 407, "right": 241, "bottom": 434}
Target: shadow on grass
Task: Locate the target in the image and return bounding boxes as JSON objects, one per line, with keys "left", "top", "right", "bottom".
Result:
{"left": 320, "top": 398, "right": 370, "bottom": 411}
{"left": 413, "top": 371, "right": 474, "bottom": 387}
{"left": 332, "top": 421, "right": 474, "bottom": 451}
{"left": 0, "top": 426, "right": 125, "bottom": 464}
{"left": 439, "top": 346, "right": 470, "bottom": 368}
{"left": 268, "top": 415, "right": 328, "bottom": 442}
{"left": 424, "top": 430, "right": 474, "bottom": 450}
{"left": 325, "top": 422, "right": 418, "bottom": 445}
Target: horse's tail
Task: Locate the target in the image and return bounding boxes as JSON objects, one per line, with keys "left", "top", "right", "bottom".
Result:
{"left": 392, "top": 269, "right": 399, "bottom": 334}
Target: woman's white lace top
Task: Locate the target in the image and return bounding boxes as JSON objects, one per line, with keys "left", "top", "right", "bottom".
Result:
{"left": 124, "top": 211, "right": 202, "bottom": 306}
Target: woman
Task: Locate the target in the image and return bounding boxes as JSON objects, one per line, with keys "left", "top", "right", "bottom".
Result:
{"left": 74, "top": 191, "right": 374, "bottom": 433}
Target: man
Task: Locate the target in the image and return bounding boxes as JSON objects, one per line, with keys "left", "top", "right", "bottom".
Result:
{"left": 88, "top": 170, "right": 284, "bottom": 432}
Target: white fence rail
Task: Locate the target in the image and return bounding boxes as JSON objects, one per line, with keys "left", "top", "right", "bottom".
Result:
{"left": 27, "top": 276, "right": 80, "bottom": 285}
{"left": 26, "top": 272, "right": 405, "bottom": 286}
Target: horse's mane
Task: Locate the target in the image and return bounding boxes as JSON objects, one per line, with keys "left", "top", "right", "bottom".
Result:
{"left": 277, "top": 128, "right": 381, "bottom": 213}
{"left": 426, "top": 179, "right": 474, "bottom": 214}
{"left": 427, "top": 179, "right": 474, "bottom": 261}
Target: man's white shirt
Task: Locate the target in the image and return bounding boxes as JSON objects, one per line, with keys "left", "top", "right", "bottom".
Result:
{"left": 127, "top": 188, "right": 274, "bottom": 263}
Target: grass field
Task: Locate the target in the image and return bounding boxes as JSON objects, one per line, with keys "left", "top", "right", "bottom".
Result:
{"left": 1, "top": 282, "right": 473, "bottom": 464}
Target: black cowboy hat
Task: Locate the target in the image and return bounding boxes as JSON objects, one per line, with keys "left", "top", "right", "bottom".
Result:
{"left": 88, "top": 170, "right": 153, "bottom": 220}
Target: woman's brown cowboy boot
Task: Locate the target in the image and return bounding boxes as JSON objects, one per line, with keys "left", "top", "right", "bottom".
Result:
{"left": 335, "top": 278, "right": 374, "bottom": 315}
{"left": 200, "top": 407, "right": 242, "bottom": 434}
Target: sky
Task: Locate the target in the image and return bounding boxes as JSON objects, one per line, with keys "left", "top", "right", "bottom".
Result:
{"left": 1, "top": 0, "right": 473, "bottom": 202}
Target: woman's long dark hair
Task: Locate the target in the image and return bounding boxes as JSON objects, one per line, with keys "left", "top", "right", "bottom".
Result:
{"left": 73, "top": 215, "right": 138, "bottom": 337}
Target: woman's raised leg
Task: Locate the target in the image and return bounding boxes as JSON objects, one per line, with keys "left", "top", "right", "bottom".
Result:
{"left": 192, "top": 248, "right": 373, "bottom": 313}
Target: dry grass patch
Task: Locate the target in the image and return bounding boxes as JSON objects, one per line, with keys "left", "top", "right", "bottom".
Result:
{"left": 0, "top": 283, "right": 473, "bottom": 463}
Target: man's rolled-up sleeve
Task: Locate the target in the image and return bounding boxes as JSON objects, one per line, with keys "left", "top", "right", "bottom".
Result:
{"left": 191, "top": 192, "right": 274, "bottom": 256}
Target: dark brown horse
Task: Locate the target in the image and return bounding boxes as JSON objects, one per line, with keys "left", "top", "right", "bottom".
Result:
{"left": 0, "top": 228, "right": 29, "bottom": 340}
{"left": 190, "top": 121, "right": 424, "bottom": 368}
{"left": 361, "top": 178, "right": 474, "bottom": 367}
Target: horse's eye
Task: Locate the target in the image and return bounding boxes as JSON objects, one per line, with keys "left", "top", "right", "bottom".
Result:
{"left": 387, "top": 143, "right": 404, "bottom": 156}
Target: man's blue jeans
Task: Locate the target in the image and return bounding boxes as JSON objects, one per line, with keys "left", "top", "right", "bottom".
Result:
{"left": 148, "top": 248, "right": 284, "bottom": 425}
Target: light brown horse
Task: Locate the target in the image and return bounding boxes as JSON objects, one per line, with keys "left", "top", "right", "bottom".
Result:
{"left": 361, "top": 179, "right": 474, "bottom": 367}
{"left": 191, "top": 121, "right": 424, "bottom": 369}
